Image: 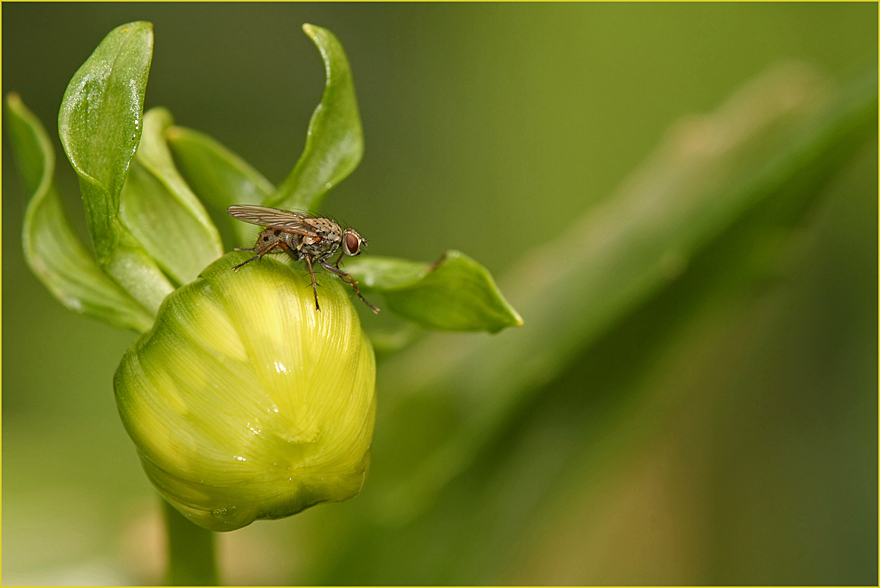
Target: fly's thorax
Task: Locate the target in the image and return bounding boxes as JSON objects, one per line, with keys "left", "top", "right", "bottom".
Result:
{"left": 279, "top": 230, "right": 304, "bottom": 251}
{"left": 306, "top": 217, "right": 343, "bottom": 240}
{"left": 303, "top": 228, "right": 343, "bottom": 261}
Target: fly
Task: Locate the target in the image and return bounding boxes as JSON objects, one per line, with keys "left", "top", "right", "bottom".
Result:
{"left": 227, "top": 205, "right": 380, "bottom": 313}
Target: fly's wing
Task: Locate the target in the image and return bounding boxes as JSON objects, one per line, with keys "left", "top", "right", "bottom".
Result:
{"left": 227, "top": 205, "right": 319, "bottom": 238}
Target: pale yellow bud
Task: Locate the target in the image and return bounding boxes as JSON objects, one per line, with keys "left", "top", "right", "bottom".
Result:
{"left": 115, "top": 252, "right": 376, "bottom": 531}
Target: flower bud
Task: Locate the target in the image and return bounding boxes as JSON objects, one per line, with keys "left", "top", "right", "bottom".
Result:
{"left": 114, "top": 253, "right": 376, "bottom": 532}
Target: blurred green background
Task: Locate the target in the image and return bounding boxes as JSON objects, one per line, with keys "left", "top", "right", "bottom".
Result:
{"left": 2, "top": 3, "right": 876, "bottom": 585}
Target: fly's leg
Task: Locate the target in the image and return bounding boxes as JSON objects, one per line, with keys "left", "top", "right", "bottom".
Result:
{"left": 304, "top": 254, "right": 321, "bottom": 312}
{"left": 319, "top": 261, "right": 380, "bottom": 314}
{"left": 333, "top": 249, "right": 345, "bottom": 268}
{"left": 232, "top": 240, "right": 284, "bottom": 271}
{"left": 232, "top": 255, "right": 258, "bottom": 271}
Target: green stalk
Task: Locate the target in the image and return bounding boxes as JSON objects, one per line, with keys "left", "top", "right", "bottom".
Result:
{"left": 163, "top": 499, "right": 219, "bottom": 585}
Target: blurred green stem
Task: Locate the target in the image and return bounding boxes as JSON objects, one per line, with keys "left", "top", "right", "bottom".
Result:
{"left": 163, "top": 499, "right": 219, "bottom": 585}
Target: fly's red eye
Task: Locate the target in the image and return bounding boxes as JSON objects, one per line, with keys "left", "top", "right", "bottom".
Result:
{"left": 345, "top": 232, "right": 361, "bottom": 255}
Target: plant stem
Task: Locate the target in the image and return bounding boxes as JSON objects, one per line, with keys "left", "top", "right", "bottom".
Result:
{"left": 163, "top": 498, "right": 219, "bottom": 585}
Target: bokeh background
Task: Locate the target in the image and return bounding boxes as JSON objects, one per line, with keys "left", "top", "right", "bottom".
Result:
{"left": 3, "top": 3, "right": 876, "bottom": 585}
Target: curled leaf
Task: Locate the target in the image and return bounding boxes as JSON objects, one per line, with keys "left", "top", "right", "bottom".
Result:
{"left": 7, "top": 93, "right": 155, "bottom": 332}
{"left": 346, "top": 251, "right": 523, "bottom": 333}
{"left": 268, "top": 24, "right": 364, "bottom": 213}
{"left": 58, "top": 20, "right": 173, "bottom": 312}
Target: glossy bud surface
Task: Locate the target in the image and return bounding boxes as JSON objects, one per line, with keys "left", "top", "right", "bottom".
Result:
{"left": 115, "top": 252, "right": 376, "bottom": 531}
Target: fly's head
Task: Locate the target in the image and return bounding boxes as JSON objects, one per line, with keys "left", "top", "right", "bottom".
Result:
{"left": 342, "top": 228, "right": 367, "bottom": 257}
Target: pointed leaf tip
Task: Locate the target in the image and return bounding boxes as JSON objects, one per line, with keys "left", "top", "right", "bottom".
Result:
{"left": 268, "top": 24, "right": 363, "bottom": 213}
{"left": 57, "top": 20, "right": 174, "bottom": 312}
{"left": 58, "top": 18, "right": 155, "bottom": 256}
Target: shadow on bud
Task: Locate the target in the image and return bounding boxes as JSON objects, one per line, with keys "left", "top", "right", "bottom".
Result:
{"left": 115, "top": 252, "right": 376, "bottom": 531}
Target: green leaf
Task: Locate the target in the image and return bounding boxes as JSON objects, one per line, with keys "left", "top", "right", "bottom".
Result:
{"left": 58, "top": 20, "right": 152, "bottom": 255}
{"left": 58, "top": 20, "right": 174, "bottom": 312}
{"left": 267, "top": 24, "right": 364, "bottom": 213}
{"left": 119, "top": 108, "right": 224, "bottom": 286}
{"left": 7, "top": 93, "right": 155, "bottom": 333}
{"left": 166, "top": 125, "right": 275, "bottom": 247}
{"left": 345, "top": 251, "right": 524, "bottom": 333}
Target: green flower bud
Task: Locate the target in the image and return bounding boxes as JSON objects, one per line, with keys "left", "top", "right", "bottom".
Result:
{"left": 114, "top": 252, "right": 376, "bottom": 532}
